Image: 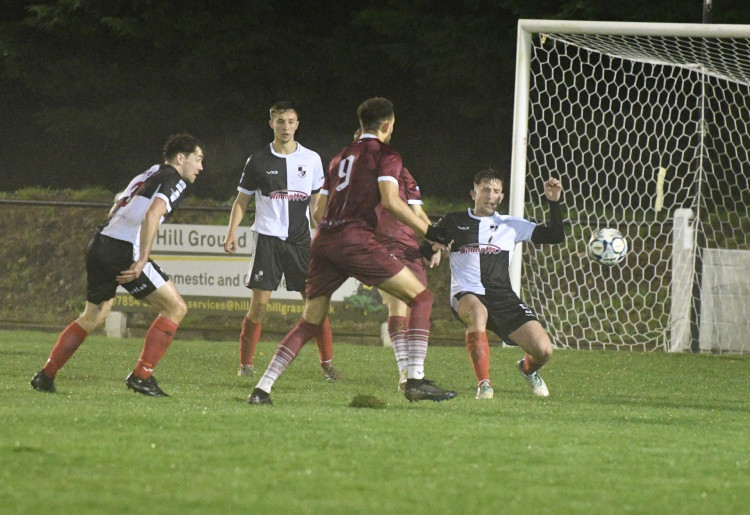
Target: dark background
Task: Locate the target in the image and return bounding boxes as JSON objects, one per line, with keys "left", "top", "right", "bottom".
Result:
{"left": 1, "top": 1, "right": 745, "bottom": 201}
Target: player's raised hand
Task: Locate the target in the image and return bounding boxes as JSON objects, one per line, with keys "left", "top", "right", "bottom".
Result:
{"left": 544, "top": 177, "right": 563, "bottom": 202}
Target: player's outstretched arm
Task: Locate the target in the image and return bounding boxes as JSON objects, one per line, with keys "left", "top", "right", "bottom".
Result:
{"left": 531, "top": 177, "right": 565, "bottom": 244}
{"left": 380, "top": 180, "right": 451, "bottom": 247}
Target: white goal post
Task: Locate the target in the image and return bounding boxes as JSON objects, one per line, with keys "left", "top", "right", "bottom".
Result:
{"left": 510, "top": 19, "right": 750, "bottom": 352}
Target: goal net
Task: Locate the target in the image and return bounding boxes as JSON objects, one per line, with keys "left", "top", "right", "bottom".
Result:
{"left": 511, "top": 20, "right": 750, "bottom": 352}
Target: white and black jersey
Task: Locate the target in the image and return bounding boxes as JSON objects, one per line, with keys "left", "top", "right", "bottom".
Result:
{"left": 100, "top": 164, "right": 188, "bottom": 259}
{"left": 434, "top": 210, "right": 537, "bottom": 300}
{"left": 238, "top": 142, "right": 324, "bottom": 245}
{"left": 433, "top": 200, "right": 564, "bottom": 301}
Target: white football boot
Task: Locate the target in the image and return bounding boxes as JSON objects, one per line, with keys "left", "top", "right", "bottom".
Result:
{"left": 475, "top": 379, "right": 494, "bottom": 400}
{"left": 516, "top": 359, "right": 549, "bottom": 397}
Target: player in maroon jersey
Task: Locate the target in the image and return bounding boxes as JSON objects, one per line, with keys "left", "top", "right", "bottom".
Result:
{"left": 374, "top": 165, "right": 441, "bottom": 391}
{"left": 314, "top": 126, "right": 439, "bottom": 391}
{"left": 248, "top": 97, "right": 456, "bottom": 404}
{"left": 30, "top": 133, "right": 204, "bottom": 397}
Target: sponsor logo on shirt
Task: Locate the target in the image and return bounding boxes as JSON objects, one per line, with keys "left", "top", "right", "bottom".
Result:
{"left": 269, "top": 189, "right": 309, "bottom": 201}
{"left": 458, "top": 226, "right": 470, "bottom": 230}
{"left": 267, "top": 170, "right": 279, "bottom": 175}
{"left": 459, "top": 243, "right": 503, "bottom": 254}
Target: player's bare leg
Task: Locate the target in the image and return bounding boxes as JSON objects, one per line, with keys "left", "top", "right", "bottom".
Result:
{"left": 456, "top": 294, "right": 493, "bottom": 399}
{"left": 508, "top": 320, "right": 552, "bottom": 397}
{"left": 76, "top": 299, "right": 115, "bottom": 333}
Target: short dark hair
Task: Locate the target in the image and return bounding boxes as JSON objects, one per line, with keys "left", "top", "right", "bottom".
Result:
{"left": 473, "top": 168, "right": 503, "bottom": 187}
{"left": 270, "top": 101, "right": 297, "bottom": 118}
{"left": 163, "top": 132, "right": 202, "bottom": 161}
{"left": 357, "top": 97, "right": 394, "bottom": 132}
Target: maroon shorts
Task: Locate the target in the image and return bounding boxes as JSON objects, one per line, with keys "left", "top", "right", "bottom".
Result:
{"left": 306, "top": 224, "right": 406, "bottom": 299}
{"left": 383, "top": 241, "right": 426, "bottom": 287}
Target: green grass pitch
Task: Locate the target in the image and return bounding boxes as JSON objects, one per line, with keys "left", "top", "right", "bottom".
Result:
{"left": 2, "top": 330, "right": 748, "bottom": 513}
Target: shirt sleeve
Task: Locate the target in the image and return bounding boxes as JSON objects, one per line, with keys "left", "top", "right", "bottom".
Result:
{"left": 530, "top": 199, "right": 565, "bottom": 244}
{"left": 311, "top": 153, "right": 325, "bottom": 194}
{"left": 401, "top": 168, "right": 423, "bottom": 205}
{"left": 237, "top": 155, "right": 257, "bottom": 195}
{"left": 153, "top": 170, "right": 187, "bottom": 215}
{"left": 377, "top": 149, "right": 403, "bottom": 184}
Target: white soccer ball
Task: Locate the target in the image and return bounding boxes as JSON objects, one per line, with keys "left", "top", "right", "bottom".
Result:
{"left": 588, "top": 228, "right": 628, "bottom": 266}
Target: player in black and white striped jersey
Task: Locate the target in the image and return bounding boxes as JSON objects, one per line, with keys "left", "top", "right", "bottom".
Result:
{"left": 31, "top": 133, "right": 204, "bottom": 397}
{"left": 223, "top": 101, "right": 338, "bottom": 381}
{"left": 424, "top": 169, "right": 564, "bottom": 400}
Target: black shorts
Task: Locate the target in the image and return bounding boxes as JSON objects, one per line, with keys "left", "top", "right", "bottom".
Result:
{"left": 246, "top": 232, "right": 309, "bottom": 292}
{"left": 85, "top": 233, "right": 169, "bottom": 304}
{"left": 450, "top": 291, "right": 539, "bottom": 345}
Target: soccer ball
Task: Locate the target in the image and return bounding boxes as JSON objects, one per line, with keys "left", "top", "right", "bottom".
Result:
{"left": 588, "top": 228, "right": 628, "bottom": 266}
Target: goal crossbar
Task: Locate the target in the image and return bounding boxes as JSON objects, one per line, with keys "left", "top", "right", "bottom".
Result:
{"left": 518, "top": 19, "right": 750, "bottom": 39}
